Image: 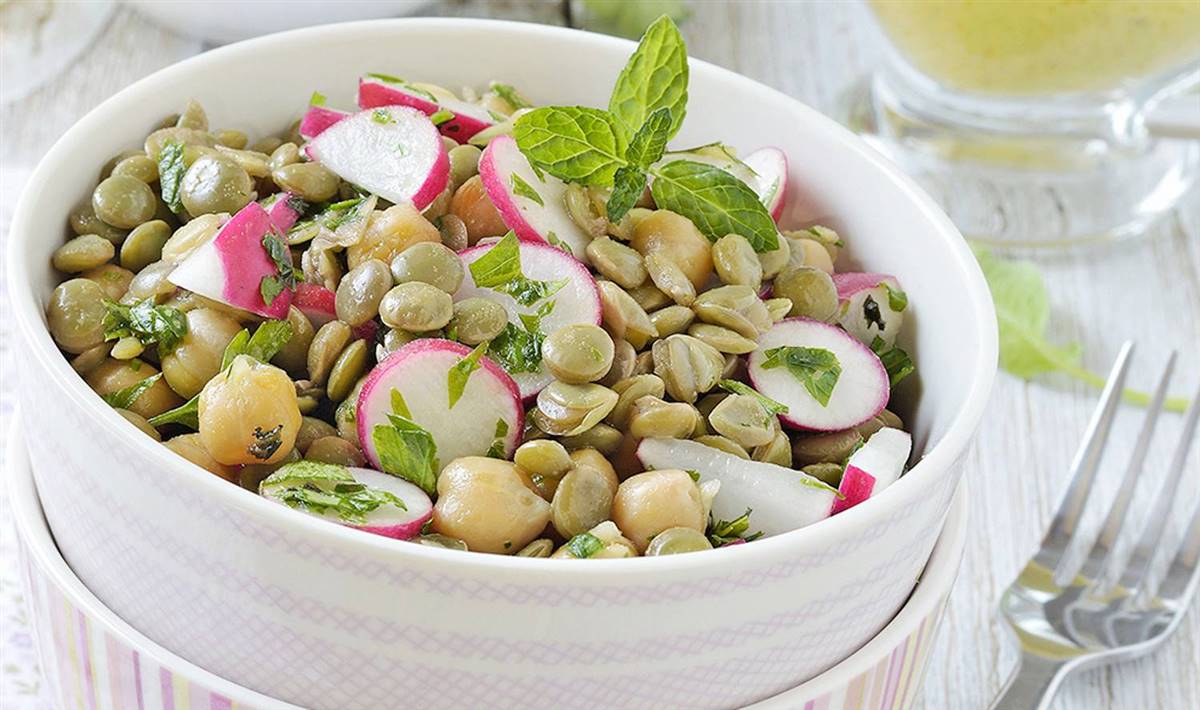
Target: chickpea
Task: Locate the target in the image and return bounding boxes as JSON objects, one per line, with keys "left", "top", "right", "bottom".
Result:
{"left": 85, "top": 359, "right": 183, "bottom": 418}
{"left": 432, "top": 457, "right": 551, "bottom": 554}
{"left": 449, "top": 175, "right": 507, "bottom": 244}
{"left": 346, "top": 205, "right": 441, "bottom": 270}
{"left": 160, "top": 308, "right": 243, "bottom": 398}
{"left": 631, "top": 210, "right": 713, "bottom": 289}
{"left": 164, "top": 433, "right": 238, "bottom": 482}
{"left": 198, "top": 355, "right": 301, "bottom": 466}
{"left": 612, "top": 469, "right": 705, "bottom": 552}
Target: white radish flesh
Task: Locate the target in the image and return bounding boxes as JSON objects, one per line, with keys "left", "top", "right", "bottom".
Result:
{"left": 478, "top": 135, "right": 593, "bottom": 259}
{"left": 831, "top": 427, "right": 912, "bottom": 514}
{"left": 356, "top": 339, "right": 523, "bottom": 470}
{"left": 637, "top": 437, "right": 834, "bottom": 537}
{"left": 306, "top": 105, "right": 448, "bottom": 210}
{"left": 261, "top": 465, "right": 432, "bottom": 540}
{"left": 358, "top": 76, "right": 495, "bottom": 143}
{"left": 832, "top": 273, "right": 906, "bottom": 348}
{"left": 748, "top": 318, "right": 889, "bottom": 432}
{"left": 454, "top": 238, "right": 602, "bottom": 400}
{"left": 167, "top": 201, "right": 292, "bottom": 319}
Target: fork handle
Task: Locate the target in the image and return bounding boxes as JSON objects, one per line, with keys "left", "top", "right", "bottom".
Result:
{"left": 990, "top": 652, "right": 1073, "bottom": 710}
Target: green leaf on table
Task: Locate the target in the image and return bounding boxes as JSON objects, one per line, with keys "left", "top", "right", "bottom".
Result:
{"left": 157, "top": 140, "right": 187, "bottom": 213}
{"left": 608, "top": 14, "right": 689, "bottom": 141}
{"left": 760, "top": 346, "right": 842, "bottom": 407}
{"left": 975, "top": 247, "right": 1189, "bottom": 413}
{"left": 649, "top": 159, "right": 779, "bottom": 252}
{"left": 101, "top": 373, "right": 162, "bottom": 410}
{"left": 513, "top": 106, "right": 626, "bottom": 185}
{"left": 468, "top": 231, "right": 566, "bottom": 307}
{"left": 447, "top": 342, "right": 489, "bottom": 409}
{"left": 606, "top": 166, "right": 648, "bottom": 222}
{"left": 102, "top": 299, "right": 188, "bottom": 355}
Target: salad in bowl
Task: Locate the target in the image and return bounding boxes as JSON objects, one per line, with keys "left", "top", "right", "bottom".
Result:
{"left": 44, "top": 17, "right": 916, "bottom": 559}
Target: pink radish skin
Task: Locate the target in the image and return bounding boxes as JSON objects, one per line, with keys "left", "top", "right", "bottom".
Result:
{"left": 744, "top": 147, "right": 788, "bottom": 222}
{"left": 748, "top": 318, "right": 889, "bottom": 432}
{"left": 264, "top": 192, "right": 303, "bottom": 233}
{"left": 306, "top": 106, "right": 448, "bottom": 210}
{"left": 168, "top": 202, "right": 292, "bottom": 319}
{"left": 343, "top": 467, "right": 433, "bottom": 540}
{"left": 831, "top": 465, "right": 874, "bottom": 515}
{"left": 478, "top": 135, "right": 593, "bottom": 259}
{"left": 455, "top": 239, "right": 601, "bottom": 400}
{"left": 299, "top": 105, "right": 349, "bottom": 140}
{"left": 356, "top": 339, "right": 523, "bottom": 471}
{"left": 832, "top": 273, "right": 906, "bottom": 348}
{"left": 637, "top": 437, "right": 834, "bottom": 537}
{"left": 358, "top": 76, "right": 494, "bottom": 143}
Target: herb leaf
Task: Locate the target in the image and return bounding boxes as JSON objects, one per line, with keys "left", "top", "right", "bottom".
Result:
{"left": 103, "top": 299, "right": 188, "bottom": 355}
{"left": 260, "top": 229, "right": 297, "bottom": 306}
{"left": 372, "top": 390, "right": 439, "bottom": 495}
{"left": 606, "top": 165, "right": 647, "bottom": 222}
{"left": 147, "top": 396, "right": 198, "bottom": 429}
{"left": 649, "top": 160, "right": 779, "bottom": 252}
{"left": 489, "top": 81, "right": 532, "bottom": 110}
{"left": 975, "top": 248, "right": 1190, "bottom": 413}
{"left": 608, "top": 14, "right": 689, "bottom": 142}
{"left": 707, "top": 508, "right": 763, "bottom": 546}
{"left": 512, "top": 106, "right": 626, "bottom": 185}
{"left": 869, "top": 336, "right": 914, "bottom": 387}
{"left": 884, "top": 283, "right": 908, "bottom": 312}
{"left": 309, "top": 91, "right": 327, "bottom": 106}
{"left": 718, "top": 379, "right": 788, "bottom": 415}
{"left": 510, "top": 173, "right": 544, "bottom": 206}
{"left": 488, "top": 300, "right": 553, "bottom": 374}
{"left": 447, "top": 342, "right": 488, "bottom": 409}
{"left": 262, "top": 462, "right": 408, "bottom": 526}
{"left": 429, "top": 109, "right": 454, "bottom": 126}
{"left": 625, "top": 107, "right": 673, "bottom": 168}
{"left": 486, "top": 419, "right": 510, "bottom": 459}
{"left": 566, "top": 531, "right": 605, "bottom": 558}
{"left": 157, "top": 141, "right": 187, "bottom": 213}
{"left": 468, "top": 232, "right": 567, "bottom": 307}
{"left": 101, "top": 373, "right": 162, "bottom": 410}
{"left": 760, "top": 346, "right": 842, "bottom": 406}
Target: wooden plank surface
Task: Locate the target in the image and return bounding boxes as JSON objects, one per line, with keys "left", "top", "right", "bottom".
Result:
{"left": 1, "top": 2, "right": 1196, "bottom": 709}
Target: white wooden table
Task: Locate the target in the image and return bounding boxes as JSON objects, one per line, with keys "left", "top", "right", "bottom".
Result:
{"left": 1, "top": 2, "right": 1196, "bottom": 709}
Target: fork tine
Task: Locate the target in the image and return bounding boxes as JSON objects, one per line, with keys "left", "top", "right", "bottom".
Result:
{"left": 1066, "top": 352, "right": 1177, "bottom": 588}
{"left": 1035, "top": 342, "right": 1135, "bottom": 578}
{"left": 1152, "top": 497, "right": 1200, "bottom": 604}
{"left": 1115, "top": 382, "right": 1200, "bottom": 594}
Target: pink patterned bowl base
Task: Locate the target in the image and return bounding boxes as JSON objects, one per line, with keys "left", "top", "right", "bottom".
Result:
{"left": 9, "top": 425, "right": 968, "bottom": 710}
{"left": 6, "top": 19, "right": 996, "bottom": 710}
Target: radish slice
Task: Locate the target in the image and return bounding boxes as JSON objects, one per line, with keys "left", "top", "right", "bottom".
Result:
{"left": 260, "top": 462, "right": 432, "bottom": 540}
{"left": 356, "top": 339, "right": 523, "bottom": 471}
{"left": 831, "top": 427, "right": 911, "bottom": 514}
{"left": 299, "top": 104, "right": 349, "bottom": 140}
{"left": 748, "top": 318, "right": 889, "bottom": 432}
{"left": 744, "top": 147, "right": 788, "bottom": 222}
{"left": 306, "top": 105, "right": 449, "bottom": 210}
{"left": 455, "top": 236, "right": 601, "bottom": 400}
{"left": 168, "top": 202, "right": 293, "bottom": 319}
{"left": 478, "top": 135, "right": 592, "bottom": 259}
{"left": 833, "top": 273, "right": 907, "bottom": 348}
{"left": 830, "top": 466, "right": 874, "bottom": 516}
{"left": 637, "top": 437, "right": 835, "bottom": 537}
{"left": 358, "top": 75, "right": 495, "bottom": 143}
{"left": 292, "top": 282, "right": 376, "bottom": 340}
{"left": 262, "top": 192, "right": 304, "bottom": 233}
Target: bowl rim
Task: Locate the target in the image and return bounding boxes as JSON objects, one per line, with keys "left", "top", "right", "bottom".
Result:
{"left": 5, "top": 422, "right": 303, "bottom": 710}
{"left": 5, "top": 17, "right": 998, "bottom": 576}
{"left": 6, "top": 420, "right": 968, "bottom": 707}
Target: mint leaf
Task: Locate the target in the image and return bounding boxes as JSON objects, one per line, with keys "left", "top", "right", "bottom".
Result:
{"left": 101, "top": 373, "right": 162, "bottom": 410}
{"left": 242, "top": 320, "right": 294, "bottom": 363}
{"left": 707, "top": 508, "right": 763, "bottom": 546}
{"left": 262, "top": 462, "right": 408, "bottom": 525}
{"left": 718, "top": 379, "right": 788, "bottom": 415}
{"left": 430, "top": 109, "right": 454, "bottom": 126}
{"left": 287, "top": 195, "right": 375, "bottom": 245}
{"left": 488, "top": 300, "right": 553, "bottom": 374}
{"left": 608, "top": 15, "right": 689, "bottom": 141}
{"left": 468, "top": 232, "right": 566, "bottom": 307}
{"left": 147, "top": 396, "right": 198, "bottom": 429}
{"left": 391, "top": 388, "right": 412, "bottom": 418}
{"left": 761, "top": 346, "right": 842, "bottom": 406}
{"left": 884, "top": 283, "right": 908, "bottom": 312}
{"left": 489, "top": 81, "right": 531, "bottom": 110}
{"left": 447, "top": 342, "right": 488, "bottom": 409}
{"left": 510, "top": 173, "right": 544, "bottom": 206}
{"left": 566, "top": 531, "right": 605, "bottom": 558}
{"left": 102, "top": 299, "right": 188, "bottom": 355}
{"left": 649, "top": 159, "right": 779, "bottom": 252}
{"left": 606, "top": 166, "right": 647, "bottom": 222}
{"left": 157, "top": 141, "right": 186, "bottom": 213}
{"left": 869, "top": 336, "right": 914, "bottom": 387}
{"left": 625, "top": 107, "right": 673, "bottom": 167}
{"left": 975, "top": 248, "right": 1189, "bottom": 413}
{"left": 309, "top": 91, "right": 327, "bottom": 106}
{"left": 486, "top": 419, "right": 509, "bottom": 459}
{"left": 260, "top": 277, "right": 286, "bottom": 307}
{"left": 372, "top": 391, "right": 439, "bottom": 494}
{"left": 260, "top": 229, "right": 296, "bottom": 306}
{"left": 513, "top": 106, "right": 626, "bottom": 185}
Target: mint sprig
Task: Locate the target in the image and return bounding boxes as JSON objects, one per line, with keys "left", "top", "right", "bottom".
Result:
{"left": 649, "top": 160, "right": 779, "bottom": 251}
{"left": 608, "top": 15, "right": 689, "bottom": 141}
{"left": 512, "top": 106, "right": 626, "bottom": 185}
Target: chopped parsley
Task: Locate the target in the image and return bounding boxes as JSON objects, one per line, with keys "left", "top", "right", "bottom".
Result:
{"left": 884, "top": 283, "right": 908, "bottom": 313}
{"left": 371, "top": 390, "right": 439, "bottom": 495}
{"left": 371, "top": 108, "right": 394, "bottom": 124}
{"left": 157, "top": 140, "right": 187, "bottom": 212}
{"left": 487, "top": 300, "right": 554, "bottom": 374}
{"left": 260, "top": 228, "right": 297, "bottom": 306}
{"left": 468, "top": 231, "right": 567, "bottom": 307}
{"left": 510, "top": 173, "right": 544, "bottom": 206}
{"left": 485, "top": 419, "right": 509, "bottom": 459}
{"left": 760, "top": 346, "right": 842, "bottom": 407}
{"left": 101, "top": 373, "right": 162, "bottom": 410}
{"left": 566, "top": 531, "right": 605, "bottom": 558}
{"left": 102, "top": 299, "right": 188, "bottom": 356}
{"left": 446, "top": 342, "right": 488, "bottom": 409}
{"left": 870, "top": 336, "right": 915, "bottom": 387}
{"left": 262, "top": 461, "right": 408, "bottom": 526}
{"left": 309, "top": 91, "right": 327, "bottom": 106}
{"left": 707, "top": 509, "right": 763, "bottom": 547}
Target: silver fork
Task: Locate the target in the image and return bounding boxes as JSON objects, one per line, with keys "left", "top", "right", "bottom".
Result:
{"left": 991, "top": 342, "right": 1200, "bottom": 710}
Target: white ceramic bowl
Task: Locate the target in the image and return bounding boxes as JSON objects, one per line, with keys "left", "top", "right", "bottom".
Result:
{"left": 8, "top": 423, "right": 969, "bottom": 710}
{"left": 6, "top": 19, "right": 997, "bottom": 710}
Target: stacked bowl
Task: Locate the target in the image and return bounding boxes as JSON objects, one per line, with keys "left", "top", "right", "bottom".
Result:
{"left": 6, "top": 20, "right": 996, "bottom": 709}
